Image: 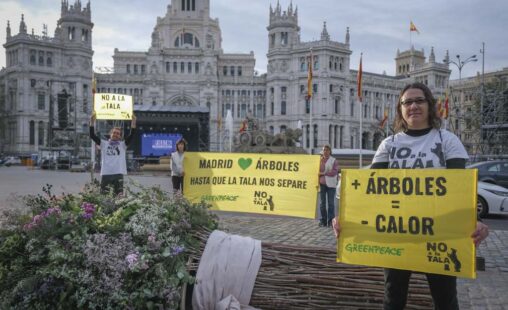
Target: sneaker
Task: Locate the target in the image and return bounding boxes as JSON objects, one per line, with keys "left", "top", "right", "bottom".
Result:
{"left": 318, "top": 222, "right": 326, "bottom": 227}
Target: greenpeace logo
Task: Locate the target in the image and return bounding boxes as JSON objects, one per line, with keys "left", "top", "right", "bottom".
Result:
{"left": 201, "top": 195, "right": 239, "bottom": 202}
{"left": 345, "top": 242, "right": 404, "bottom": 256}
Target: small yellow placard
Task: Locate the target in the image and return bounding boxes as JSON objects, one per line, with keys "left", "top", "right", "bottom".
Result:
{"left": 337, "top": 169, "right": 478, "bottom": 279}
{"left": 94, "top": 93, "right": 133, "bottom": 120}
{"left": 184, "top": 152, "right": 320, "bottom": 219}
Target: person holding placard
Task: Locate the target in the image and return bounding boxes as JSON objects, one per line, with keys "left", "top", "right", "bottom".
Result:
{"left": 318, "top": 144, "right": 339, "bottom": 227}
{"left": 332, "top": 82, "right": 489, "bottom": 309}
{"left": 171, "top": 138, "right": 187, "bottom": 194}
{"left": 89, "top": 111, "right": 136, "bottom": 195}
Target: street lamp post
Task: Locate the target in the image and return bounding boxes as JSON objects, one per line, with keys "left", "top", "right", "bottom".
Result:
{"left": 480, "top": 43, "right": 485, "bottom": 153}
{"left": 446, "top": 54, "right": 477, "bottom": 136}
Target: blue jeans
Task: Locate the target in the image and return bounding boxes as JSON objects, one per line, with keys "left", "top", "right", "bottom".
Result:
{"left": 319, "top": 184, "right": 336, "bottom": 225}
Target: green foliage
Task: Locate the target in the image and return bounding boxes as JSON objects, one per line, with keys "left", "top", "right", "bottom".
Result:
{"left": 0, "top": 183, "right": 217, "bottom": 309}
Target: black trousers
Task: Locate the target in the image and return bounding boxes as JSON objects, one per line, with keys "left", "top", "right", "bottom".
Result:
{"left": 172, "top": 176, "right": 184, "bottom": 193}
{"left": 384, "top": 268, "right": 459, "bottom": 310}
{"left": 100, "top": 174, "right": 124, "bottom": 195}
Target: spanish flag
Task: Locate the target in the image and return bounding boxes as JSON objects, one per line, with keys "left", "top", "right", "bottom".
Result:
{"left": 307, "top": 50, "right": 313, "bottom": 99}
{"left": 357, "top": 54, "right": 363, "bottom": 102}
{"left": 410, "top": 21, "right": 420, "bottom": 34}
{"left": 380, "top": 107, "right": 389, "bottom": 129}
{"left": 217, "top": 115, "right": 223, "bottom": 130}
{"left": 436, "top": 97, "right": 443, "bottom": 118}
{"left": 443, "top": 91, "right": 449, "bottom": 119}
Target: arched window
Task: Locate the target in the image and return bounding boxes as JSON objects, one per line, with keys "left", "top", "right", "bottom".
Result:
{"left": 81, "top": 29, "right": 88, "bottom": 42}
{"left": 30, "top": 50, "right": 36, "bottom": 65}
{"left": 183, "top": 33, "right": 193, "bottom": 45}
{"left": 313, "top": 55, "right": 319, "bottom": 70}
{"left": 29, "top": 121, "right": 35, "bottom": 145}
{"left": 46, "top": 52, "right": 53, "bottom": 67}
{"left": 281, "top": 101, "right": 286, "bottom": 115}
{"left": 68, "top": 27, "right": 75, "bottom": 40}
{"left": 38, "top": 51, "right": 44, "bottom": 66}
{"left": 38, "top": 121, "right": 44, "bottom": 145}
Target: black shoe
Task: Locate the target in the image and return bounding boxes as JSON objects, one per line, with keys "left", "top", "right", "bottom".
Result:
{"left": 318, "top": 222, "right": 326, "bottom": 227}
{"left": 327, "top": 221, "right": 333, "bottom": 227}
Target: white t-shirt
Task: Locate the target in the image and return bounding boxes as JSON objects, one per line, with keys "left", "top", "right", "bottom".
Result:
{"left": 373, "top": 129, "right": 468, "bottom": 169}
{"left": 171, "top": 151, "right": 185, "bottom": 176}
{"left": 100, "top": 139, "right": 127, "bottom": 176}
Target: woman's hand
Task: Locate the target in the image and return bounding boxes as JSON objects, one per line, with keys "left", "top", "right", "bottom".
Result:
{"left": 471, "top": 221, "right": 489, "bottom": 247}
{"left": 332, "top": 216, "right": 341, "bottom": 238}
{"left": 131, "top": 114, "right": 137, "bottom": 128}
{"left": 89, "top": 111, "right": 96, "bottom": 125}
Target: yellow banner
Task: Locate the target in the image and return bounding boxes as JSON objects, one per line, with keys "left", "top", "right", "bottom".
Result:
{"left": 337, "top": 169, "right": 478, "bottom": 279}
{"left": 94, "top": 93, "right": 133, "bottom": 120}
{"left": 184, "top": 152, "right": 321, "bottom": 218}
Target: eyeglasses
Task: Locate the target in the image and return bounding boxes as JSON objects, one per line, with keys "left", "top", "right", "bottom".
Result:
{"left": 400, "top": 98, "right": 427, "bottom": 107}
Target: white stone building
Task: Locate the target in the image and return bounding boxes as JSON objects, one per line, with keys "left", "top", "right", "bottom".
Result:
{"left": 1, "top": 0, "right": 452, "bottom": 156}
{"left": 0, "top": 0, "right": 93, "bottom": 156}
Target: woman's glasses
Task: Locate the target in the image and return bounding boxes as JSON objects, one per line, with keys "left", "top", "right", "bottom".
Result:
{"left": 400, "top": 98, "right": 427, "bottom": 107}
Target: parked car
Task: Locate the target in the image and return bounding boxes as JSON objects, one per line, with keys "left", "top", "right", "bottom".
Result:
{"left": 477, "top": 181, "right": 508, "bottom": 218}
{"left": 468, "top": 160, "right": 508, "bottom": 189}
{"left": 2, "top": 156, "right": 22, "bottom": 166}
{"left": 40, "top": 158, "right": 56, "bottom": 170}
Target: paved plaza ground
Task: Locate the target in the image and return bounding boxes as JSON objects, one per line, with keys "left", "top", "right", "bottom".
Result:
{"left": 1, "top": 166, "right": 508, "bottom": 309}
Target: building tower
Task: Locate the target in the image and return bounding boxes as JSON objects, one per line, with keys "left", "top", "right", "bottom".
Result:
{"left": 395, "top": 46, "right": 425, "bottom": 77}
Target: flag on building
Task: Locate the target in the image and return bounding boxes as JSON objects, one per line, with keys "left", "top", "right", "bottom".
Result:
{"left": 218, "top": 115, "right": 223, "bottom": 130}
{"left": 410, "top": 21, "right": 420, "bottom": 34}
{"left": 436, "top": 97, "right": 443, "bottom": 118}
{"left": 380, "top": 107, "right": 389, "bottom": 128}
{"left": 443, "top": 91, "right": 449, "bottom": 119}
{"left": 357, "top": 54, "right": 363, "bottom": 102}
{"left": 307, "top": 50, "right": 313, "bottom": 99}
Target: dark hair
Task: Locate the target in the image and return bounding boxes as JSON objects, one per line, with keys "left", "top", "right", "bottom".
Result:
{"left": 176, "top": 138, "right": 187, "bottom": 151}
{"left": 393, "top": 82, "right": 442, "bottom": 132}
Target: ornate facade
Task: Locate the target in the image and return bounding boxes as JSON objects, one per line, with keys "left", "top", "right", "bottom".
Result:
{"left": 0, "top": 0, "right": 93, "bottom": 155}
{"left": 1, "top": 0, "right": 452, "bottom": 155}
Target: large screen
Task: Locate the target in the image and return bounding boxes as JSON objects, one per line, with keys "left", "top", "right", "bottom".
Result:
{"left": 141, "top": 133, "right": 182, "bottom": 157}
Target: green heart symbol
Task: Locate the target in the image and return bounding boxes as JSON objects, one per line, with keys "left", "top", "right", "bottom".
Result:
{"left": 238, "top": 158, "right": 253, "bottom": 170}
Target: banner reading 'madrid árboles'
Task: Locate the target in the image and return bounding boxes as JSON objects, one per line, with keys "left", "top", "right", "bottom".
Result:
{"left": 184, "top": 152, "right": 320, "bottom": 219}
{"left": 337, "top": 169, "right": 478, "bottom": 279}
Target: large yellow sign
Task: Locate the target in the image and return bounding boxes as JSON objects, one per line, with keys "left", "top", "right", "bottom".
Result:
{"left": 94, "top": 93, "right": 133, "bottom": 120}
{"left": 337, "top": 169, "right": 478, "bottom": 279}
{"left": 184, "top": 152, "right": 321, "bottom": 218}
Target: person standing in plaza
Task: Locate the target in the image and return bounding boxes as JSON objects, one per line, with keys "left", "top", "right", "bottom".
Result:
{"left": 89, "top": 111, "right": 136, "bottom": 195}
{"left": 318, "top": 144, "right": 339, "bottom": 227}
{"left": 332, "top": 82, "right": 489, "bottom": 309}
{"left": 171, "top": 138, "right": 187, "bottom": 194}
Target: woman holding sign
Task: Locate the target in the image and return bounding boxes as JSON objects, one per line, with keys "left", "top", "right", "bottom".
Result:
{"left": 90, "top": 111, "right": 136, "bottom": 195}
{"left": 332, "top": 82, "right": 489, "bottom": 309}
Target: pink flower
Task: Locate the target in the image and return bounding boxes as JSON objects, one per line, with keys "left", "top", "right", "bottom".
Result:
{"left": 126, "top": 253, "right": 139, "bottom": 270}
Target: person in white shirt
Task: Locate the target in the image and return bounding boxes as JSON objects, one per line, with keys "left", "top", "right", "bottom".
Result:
{"left": 318, "top": 144, "right": 339, "bottom": 227}
{"left": 171, "top": 138, "right": 187, "bottom": 194}
{"left": 89, "top": 111, "right": 136, "bottom": 195}
{"left": 332, "top": 82, "right": 489, "bottom": 310}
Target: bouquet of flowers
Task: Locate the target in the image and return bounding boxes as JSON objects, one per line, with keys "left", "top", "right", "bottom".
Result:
{"left": 0, "top": 184, "right": 217, "bottom": 309}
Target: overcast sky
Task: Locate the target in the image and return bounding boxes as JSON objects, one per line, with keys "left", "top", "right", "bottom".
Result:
{"left": 1, "top": 0, "right": 507, "bottom": 79}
